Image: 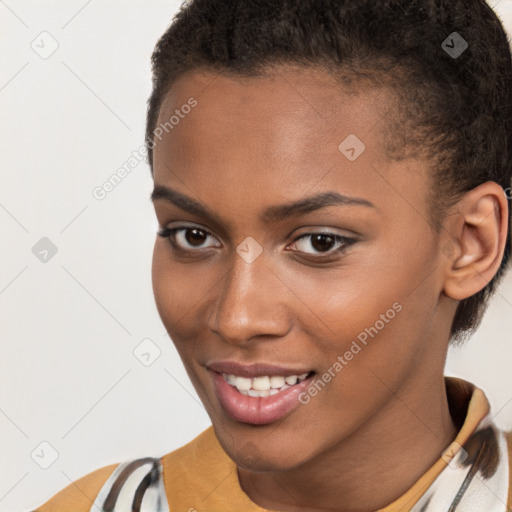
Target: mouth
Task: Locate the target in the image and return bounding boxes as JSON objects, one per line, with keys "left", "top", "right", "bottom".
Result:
{"left": 220, "top": 371, "right": 315, "bottom": 397}
{"left": 207, "top": 365, "right": 317, "bottom": 425}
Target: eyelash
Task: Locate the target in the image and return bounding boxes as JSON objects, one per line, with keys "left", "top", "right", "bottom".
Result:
{"left": 156, "top": 225, "right": 356, "bottom": 259}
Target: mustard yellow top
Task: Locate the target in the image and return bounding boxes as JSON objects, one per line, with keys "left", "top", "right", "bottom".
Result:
{"left": 33, "top": 377, "right": 512, "bottom": 512}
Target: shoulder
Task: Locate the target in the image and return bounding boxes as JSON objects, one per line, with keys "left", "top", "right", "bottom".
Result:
{"left": 33, "top": 456, "right": 169, "bottom": 512}
{"left": 32, "top": 427, "right": 229, "bottom": 512}
{"left": 161, "top": 426, "right": 244, "bottom": 510}
{"left": 33, "top": 462, "right": 119, "bottom": 512}
{"left": 88, "top": 456, "right": 169, "bottom": 511}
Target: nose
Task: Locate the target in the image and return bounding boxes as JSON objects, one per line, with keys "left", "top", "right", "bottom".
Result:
{"left": 207, "top": 252, "right": 291, "bottom": 346}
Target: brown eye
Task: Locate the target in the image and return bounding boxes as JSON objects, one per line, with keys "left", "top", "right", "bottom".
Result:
{"left": 288, "top": 232, "right": 355, "bottom": 257}
{"left": 185, "top": 228, "right": 208, "bottom": 246}
{"left": 157, "top": 226, "right": 222, "bottom": 251}
{"left": 310, "top": 234, "right": 336, "bottom": 252}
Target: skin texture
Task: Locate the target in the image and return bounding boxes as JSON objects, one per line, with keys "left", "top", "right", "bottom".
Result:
{"left": 150, "top": 66, "right": 508, "bottom": 512}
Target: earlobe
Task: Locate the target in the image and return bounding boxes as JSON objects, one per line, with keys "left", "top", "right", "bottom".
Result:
{"left": 442, "top": 182, "right": 509, "bottom": 301}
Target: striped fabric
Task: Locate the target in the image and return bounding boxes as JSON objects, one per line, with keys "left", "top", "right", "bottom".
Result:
{"left": 88, "top": 457, "right": 169, "bottom": 512}
{"left": 410, "top": 418, "right": 510, "bottom": 511}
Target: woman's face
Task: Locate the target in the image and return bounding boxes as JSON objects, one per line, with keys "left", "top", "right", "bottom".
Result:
{"left": 151, "top": 66, "right": 453, "bottom": 470}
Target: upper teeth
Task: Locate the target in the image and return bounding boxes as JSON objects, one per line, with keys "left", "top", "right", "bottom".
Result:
{"left": 223, "top": 372, "right": 310, "bottom": 396}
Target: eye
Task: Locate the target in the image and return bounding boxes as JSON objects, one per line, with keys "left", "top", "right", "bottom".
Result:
{"left": 288, "top": 232, "right": 355, "bottom": 257}
{"left": 157, "top": 225, "right": 356, "bottom": 259}
{"left": 157, "top": 226, "right": 221, "bottom": 251}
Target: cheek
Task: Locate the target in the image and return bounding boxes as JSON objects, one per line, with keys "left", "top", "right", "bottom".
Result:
{"left": 287, "top": 267, "right": 436, "bottom": 448}
{"left": 152, "top": 243, "right": 173, "bottom": 320}
{"left": 291, "top": 233, "right": 438, "bottom": 371}
{"left": 151, "top": 242, "right": 201, "bottom": 337}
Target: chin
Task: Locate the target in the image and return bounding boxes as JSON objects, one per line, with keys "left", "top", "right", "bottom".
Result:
{"left": 216, "top": 430, "right": 313, "bottom": 472}
{"left": 233, "top": 451, "right": 306, "bottom": 472}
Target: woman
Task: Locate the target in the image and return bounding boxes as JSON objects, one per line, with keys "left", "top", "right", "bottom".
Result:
{"left": 34, "top": 0, "right": 512, "bottom": 510}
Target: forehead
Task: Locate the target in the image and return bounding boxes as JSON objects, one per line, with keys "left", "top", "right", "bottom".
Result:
{"left": 155, "top": 66, "right": 391, "bottom": 166}
{"left": 152, "top": 66, "right": 429, "bottom": 222}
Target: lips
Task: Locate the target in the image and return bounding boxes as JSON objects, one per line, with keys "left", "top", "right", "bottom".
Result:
{"left": 206, "top": 360, "right": 317, "bottom": 424}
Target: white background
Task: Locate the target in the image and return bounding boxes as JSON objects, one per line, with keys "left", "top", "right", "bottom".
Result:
{"left": 1, "top": 1, "right": 512, "bottom": 511}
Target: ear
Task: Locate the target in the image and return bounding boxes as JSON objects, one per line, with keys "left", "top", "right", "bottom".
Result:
{"left": 442, "top": 181, "right": 509, "bottom": 301}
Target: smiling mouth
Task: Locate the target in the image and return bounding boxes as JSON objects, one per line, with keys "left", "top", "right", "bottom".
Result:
{"left": 210, "top": 368, "right": 317, "bottom": 425}
{"left": 220, "top": 371, "right": 315, "bottom": 397}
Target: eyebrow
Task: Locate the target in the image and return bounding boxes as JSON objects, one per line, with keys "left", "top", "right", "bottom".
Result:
{"left": 150, "top": 184, "right": 375, "bottom": 224}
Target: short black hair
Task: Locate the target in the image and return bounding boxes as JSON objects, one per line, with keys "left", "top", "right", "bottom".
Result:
{"left": 145, "top": 0, "right": 512, "bottom": 345}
